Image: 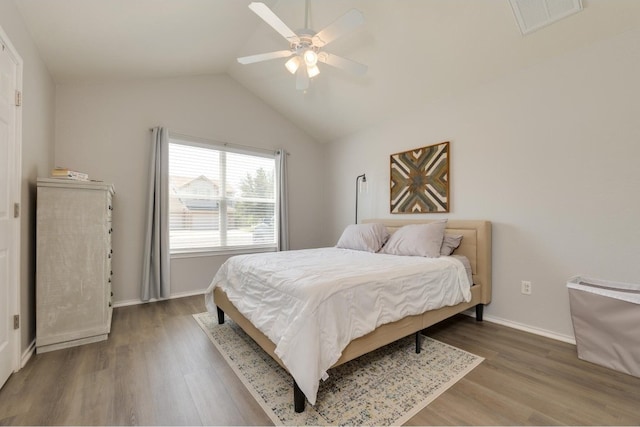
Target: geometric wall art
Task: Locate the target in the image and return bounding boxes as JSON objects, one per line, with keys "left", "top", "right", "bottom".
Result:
{"left": 390, "top": 141, "right": 449, "bottom": 213}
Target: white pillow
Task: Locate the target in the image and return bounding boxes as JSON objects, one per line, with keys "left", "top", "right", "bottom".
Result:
{"left": 381, "top": 220, "right": 447, "bottom": 257}
{"left": 336, "top": 223, "right": 390, "bottom": 253}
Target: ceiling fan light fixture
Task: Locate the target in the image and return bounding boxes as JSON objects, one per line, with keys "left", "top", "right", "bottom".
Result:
{"left": 303, "top": 49, "right": 318, "bottom": 67}
{"left": 307, "top": 64, "right": 320, "bottom": 78}
{"left": 285, "top": 56, "right": 300, "bottom": 74}
{"left": 238, "top": 2, "right": 367, "bottom": 90}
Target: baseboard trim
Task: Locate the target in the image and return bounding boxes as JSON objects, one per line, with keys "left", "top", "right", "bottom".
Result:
{"left": 114, "top": 292, "right": 577, "bottom": 344}
{"left": 21, "top": 339, "right": 36, "bottom": 368}
{"left": 463, "top": 309, "right": 576, "bottom": 344}
{"left": 113, "top": 289, "right": 206, "bottom": 308}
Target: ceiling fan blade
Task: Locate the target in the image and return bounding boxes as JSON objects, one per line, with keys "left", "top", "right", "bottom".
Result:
{"left": 296, "top": 67, "right": 309, "bottom": 91}
{"left": 318, "top": 52, "right": 368, "bottom": 76}
{"left": 312, "top": 9, "right": 364, "bottom": 48}
{"left": 237, "top": 50, "right": 293, "bottom": 65}
{"left": 248, "top": 2, "right": 299, "bottom": 43}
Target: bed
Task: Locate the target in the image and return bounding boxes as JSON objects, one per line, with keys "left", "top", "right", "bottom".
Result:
{"left": 205, "top": 218, "right": 492, "bottom": 412}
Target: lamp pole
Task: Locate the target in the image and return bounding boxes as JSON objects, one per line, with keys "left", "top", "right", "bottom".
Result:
{"left": 355, "top": 173, "right": 366, "bottom": 224}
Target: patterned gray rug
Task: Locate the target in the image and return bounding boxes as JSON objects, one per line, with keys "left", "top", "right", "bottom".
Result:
{"left": 193, "top": 312, "right": 483, "bottom": 426}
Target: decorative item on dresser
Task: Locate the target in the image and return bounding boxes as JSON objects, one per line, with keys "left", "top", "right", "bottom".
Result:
{"left": 36, "top": 178, "right": 115, "bottom": 353}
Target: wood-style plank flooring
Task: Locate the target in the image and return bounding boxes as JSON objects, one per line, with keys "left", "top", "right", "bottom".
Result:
{"left": 0, "top": 295, "right": 638, "bottom": 425}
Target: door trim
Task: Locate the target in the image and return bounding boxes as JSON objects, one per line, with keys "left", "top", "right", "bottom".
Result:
{"left": 0, "top": 24, "right": 24, "bottom": 375}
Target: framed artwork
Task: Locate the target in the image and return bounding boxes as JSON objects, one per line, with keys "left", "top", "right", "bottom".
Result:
{"left": 390, "top": 141, "right": 449, "bottom": 213}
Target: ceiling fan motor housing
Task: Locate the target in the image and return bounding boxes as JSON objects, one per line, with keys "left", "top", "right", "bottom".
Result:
{"left": 237, "top": 2, "right": 367, "bottom": 90}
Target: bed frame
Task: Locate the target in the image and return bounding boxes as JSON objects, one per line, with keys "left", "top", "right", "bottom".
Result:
{"left": 214, "top": 219, "right": 492, "bottom": 412}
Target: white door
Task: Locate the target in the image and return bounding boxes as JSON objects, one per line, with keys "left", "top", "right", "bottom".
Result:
{"left": 0, "top": 32, "right": 21, "bottom": 389}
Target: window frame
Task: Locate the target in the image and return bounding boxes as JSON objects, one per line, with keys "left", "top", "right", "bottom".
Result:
{"left": 168, "top": 134, "right": 278, "bottom": 257}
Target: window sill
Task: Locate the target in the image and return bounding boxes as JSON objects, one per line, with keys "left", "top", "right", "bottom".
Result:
{"left": 170, "top": 246, "right": 277, "bottom": 259}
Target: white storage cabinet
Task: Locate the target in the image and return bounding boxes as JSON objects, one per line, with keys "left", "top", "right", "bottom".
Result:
{"left": 36, "top": 178, "right": 115, "bottom": 353}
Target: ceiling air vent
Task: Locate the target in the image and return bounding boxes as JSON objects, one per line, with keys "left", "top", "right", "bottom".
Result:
{"left": 509, "top": 0, "right": 583, "bottom": 35}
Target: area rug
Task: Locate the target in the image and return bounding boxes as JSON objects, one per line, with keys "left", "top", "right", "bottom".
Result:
{"left": 193, "top": 312, "right": 483, "bottom": 426}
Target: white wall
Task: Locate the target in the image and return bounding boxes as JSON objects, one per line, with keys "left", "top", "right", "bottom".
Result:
{"left": 327, "top": 28, "right": 640, "bottom": 341}
{"left": 0, "top": 2, "right": 56, "bottom": 355}
{"left": 55, "top": 75, "right": 327, "bottom": 304}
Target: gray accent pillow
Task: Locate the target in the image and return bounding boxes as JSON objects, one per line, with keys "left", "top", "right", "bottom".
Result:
{"left": 336, "top": 223, "right": 390, "bottom": 253}
{"left": 441, "top": 234, "right": 463, "bottom": 256}
{"left": 381, "top": 220, "right": 447, "bottom": 257}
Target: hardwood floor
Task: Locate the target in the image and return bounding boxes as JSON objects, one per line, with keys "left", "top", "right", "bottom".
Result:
{"left": 0, "top": 295, "right": 638, "bottom": 425}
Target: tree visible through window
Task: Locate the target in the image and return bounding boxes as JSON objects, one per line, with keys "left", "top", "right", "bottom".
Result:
{"left": 168, "top": 137, "right": 277, "bottom": 253}
{"left": 237, "top": 167, "right": 275, "bottom": 243}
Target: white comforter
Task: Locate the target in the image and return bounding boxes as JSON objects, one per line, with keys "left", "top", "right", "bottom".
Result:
{"left": 204, "top": 247, "right": 471, "bottom": 405}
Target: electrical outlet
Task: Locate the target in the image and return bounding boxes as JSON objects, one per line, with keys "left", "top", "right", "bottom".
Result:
{"left": 521, "top": 280, "right": 532, "bottom": 295}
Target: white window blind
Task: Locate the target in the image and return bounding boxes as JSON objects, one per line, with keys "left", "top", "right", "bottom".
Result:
{"left": 168, "top": 137, "right": 277, "bottom": 253}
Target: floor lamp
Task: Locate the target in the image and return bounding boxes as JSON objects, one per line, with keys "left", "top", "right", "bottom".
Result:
{"left": 355, "top": 173, "right": 367, "bottom": 224}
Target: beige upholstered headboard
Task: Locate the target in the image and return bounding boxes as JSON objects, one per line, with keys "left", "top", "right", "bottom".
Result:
{"left": 362, "top": 219, "right": 492, "bottom": 304}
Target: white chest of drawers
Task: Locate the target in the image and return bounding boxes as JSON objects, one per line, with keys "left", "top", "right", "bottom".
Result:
{"left": 36, "top": 178, "right": 115, "bottom": 353}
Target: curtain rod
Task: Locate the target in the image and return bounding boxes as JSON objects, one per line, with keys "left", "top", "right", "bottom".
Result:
{"left": 149, "top": 128, "right": 289, "bottom": 155}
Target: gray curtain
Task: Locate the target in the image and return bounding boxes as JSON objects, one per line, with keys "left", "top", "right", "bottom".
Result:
{"left": 276, "top": 149, "right": 289, "bottom": 251}
{"left": 141, "top": 127, "right": 170, "bottom": 301}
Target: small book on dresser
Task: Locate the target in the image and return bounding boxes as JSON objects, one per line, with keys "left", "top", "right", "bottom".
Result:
{"left": 51, "top": 167, "right": 89, "bottom": 181}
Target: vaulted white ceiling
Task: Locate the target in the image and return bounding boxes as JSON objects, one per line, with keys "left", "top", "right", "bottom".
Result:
{"left": 13, "top": 0, "right": 640, "bottom": 142}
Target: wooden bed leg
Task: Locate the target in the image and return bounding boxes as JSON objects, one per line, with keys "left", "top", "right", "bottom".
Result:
{"left": 293, "top": 380, "right": 305, "bottom": 413}
{"left": 216, "top": 307, "right": 225, "bottom": 325}
{"left": 415, "top": 331, "right": 423, "bottom": 353}
{"left": 475, "top": 304, "right": 484, "bottom": 322}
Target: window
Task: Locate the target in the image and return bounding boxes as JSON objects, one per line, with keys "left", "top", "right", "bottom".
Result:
{"left": 169, "top": 136, "right": 277, "bottom": 253}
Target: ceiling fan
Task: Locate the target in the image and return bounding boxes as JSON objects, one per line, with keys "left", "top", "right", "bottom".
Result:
{"left": 237, "top": 1, "right": 367, "bottom": 91}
